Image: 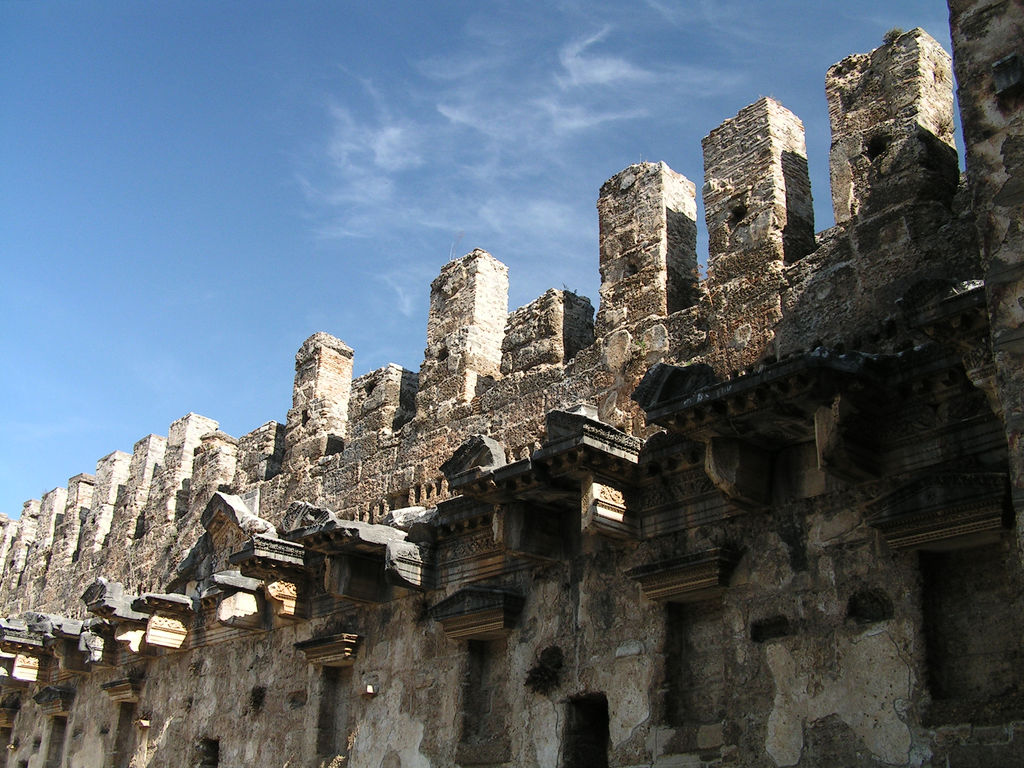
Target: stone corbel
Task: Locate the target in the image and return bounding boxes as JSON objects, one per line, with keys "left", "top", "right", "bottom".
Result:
{"left": 78, "top": 619, "right": 115, "bottom": 668}
{"left": 263, "top": 579, "right": 302, "bottom": 621}
{"left": 209, "top": 572, "right": 265, "bottom": 632}
{"left": 9, "top": 654, "right": 41, "bottom": 685}
{"left": 132, "top": 594, "right": 195, "bottom": 652}
{"left": 294, "top": 633, "right": 363, "bottom": 667}
{"left": 229, "top": 534, "right": 308, "bottom": 622}
{"left": 704, "top": 437, "right": 772, "bottom": 510}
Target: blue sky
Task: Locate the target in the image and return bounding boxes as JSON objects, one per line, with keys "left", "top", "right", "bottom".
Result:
{"left": 1, "top": 1, "right": 955, "bottom": 519}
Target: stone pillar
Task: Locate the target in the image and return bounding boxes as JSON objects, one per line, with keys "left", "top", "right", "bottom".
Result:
{"left": 88, "top": 450, "right": 132, "bottom": 552}
{"left": 827, "top": 28, "right": 958, "bottom": 224}
{"left": 0, "top": 514, "right": 16, "bottom": 578}
{"left": 703, "top": 98, "right": 814, "bottom": 370}
{"left": 284, "top": 332, "right": 354, "bottom": 470}
{"left": 501, "top": 289, "right": 595, "bottom": 375}
{"left": 947, "top": 0, "right": 1024, "bottom": 532}
{"left": 596, "top": 162, "right": 699, "bottom": 336}
{"left": 9, "top": 500, "right": 41, "bottom": 577}
{"left": 417, "top": 249, "right": 508, "bottom": 409}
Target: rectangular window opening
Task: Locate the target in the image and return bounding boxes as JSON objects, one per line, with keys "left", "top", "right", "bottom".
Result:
{"left": 43, "top": 716, "right": 68, "bottom": 768}
{"left": 561, "top": 694, "right": 608, "bottom": 768}
{"left": 316, "top": 666, "right": 352, "bottom": 760}
{"left": 663, "top": 600, "right": 725, "bottom": 727}
{"left": 110, "top": 702, "right": 136, "bottom": 768}
{"left": 920, "top": 544, "right": 1024, "bottom": 725}
{"left": 458, "top": 639, "right": 510, "bottom": 765}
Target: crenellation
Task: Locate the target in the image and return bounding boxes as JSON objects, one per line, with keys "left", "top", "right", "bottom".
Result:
{"left": 233, "top": 420, "right": 286, "bottom": 486}
{"left": 284, "top": 332, "right": 354, "bottom": 472}
{"left": 347, "top": 363, "right": 418, "bottom": 441}
{"left": 2, "top": 9, "right": 1023, "bottom": 767}
{"left": 500, "top": 289, "right": 595, "bottom": 375}
{"left": 702, "top": 97, "right": 813, "bottom": 371}
{"left": 6, "top": 500, "right": 41, "bottom": 596}
{"left": 84, "top": 450, "right": 132, "bottom": 554}
{"left": 51, "top": 473, "right": 95, "bottom": 569}
{"left": 827, "top": 27, "right": 958, "bottom": 224}
{"left": 418, "top": 249, "right": 509, "bottom": 409}
{"left": 36, "top": 487, "right": 68, "bottom": 551}
{"left": 105, "top": 434, "right": 169, "bottom": 548}
{"left": 188, "top": 431, "right": 239, "bottom": 509}
{"left": 142, "top": 413, "right": 219, "bottom": 527}
{"left": 595, "top": 162, "right": 700, "bottom": 337}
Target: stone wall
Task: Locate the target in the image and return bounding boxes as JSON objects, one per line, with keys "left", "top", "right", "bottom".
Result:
{"left": 0, "top": 10, "right": 1021, "bottom": 768}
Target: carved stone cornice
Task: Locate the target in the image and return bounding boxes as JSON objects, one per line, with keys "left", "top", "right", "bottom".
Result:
{"left": 229, "top": 534, "right": 306, "bottom": 578}
{"left": 32, "top": 685, "right": 75, "bottom": 716}
{"left": 429, "top": 587, "right": 525, "bottom": 640}
{"left": 626, "top": 548, "right": 739, "bottom": 602}
{"left": 294, "top": 633, "right": 363, "bottom": 667}
{"left": 101, "top": 676, "right": 143, "bottom": 704}
{"left": 865, "top": 472, "right": 1010, "bottom": 549}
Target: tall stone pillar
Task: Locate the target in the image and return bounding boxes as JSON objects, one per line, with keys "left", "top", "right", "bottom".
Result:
{"left": 595, "top": 162, "right": 699, "bottom": 337}
{"left": 284, "top": 332, "right": 354, "bottom": 471}
{"left": 88, "top": 450, "right": 132, "bottom": 552}
{"left": 827, "top": 28, "right": 958, "bottom": 224}
{"left": 417, "top": 249, "right": 508, "bottom": 410}
{"left": 703, "top": 97, "right": 814, "bottom": 371}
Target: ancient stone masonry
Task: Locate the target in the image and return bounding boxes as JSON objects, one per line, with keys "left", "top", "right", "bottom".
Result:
{"left": 1, "top": 10, "right": 1023, "bottom": 768}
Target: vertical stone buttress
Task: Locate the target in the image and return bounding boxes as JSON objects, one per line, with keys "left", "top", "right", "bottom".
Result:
{"left": 6, "top": 500, "right": 41, "bottom": 602}
{"left": 348, "top": 364, "right": 418, "bottom": 441}
{"left": 37, "top": 487, "right": 68, "bottom": 550}
{"left": 828, "top": 28, "right": 958, "bottom": 224}
{"left": 0, "top": 514, "right": 16, "bottom": 579}
{"left": 947, "top": 0, "right": 1024, "bottom": 532}
{"left": 596, "top": 162, "right": 699, "bottom": 337}
{"left": 284, "top": 332, "right": 354, "bottom": 471}
{"left": 418, "top": 249, "right": 508, "bottom": 409}
{"left": 703, "top": 98, "right": 814, "bottom": 371}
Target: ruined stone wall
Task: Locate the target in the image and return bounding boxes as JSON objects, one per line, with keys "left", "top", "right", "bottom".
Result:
{"left": 0, "top": 10, "right": 1021, "bottom": 768}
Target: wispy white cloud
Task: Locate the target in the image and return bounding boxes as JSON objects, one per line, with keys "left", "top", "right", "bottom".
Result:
{"left": 557, "top": 26, "right": 656, "bottom": 88}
